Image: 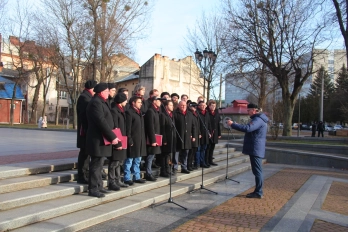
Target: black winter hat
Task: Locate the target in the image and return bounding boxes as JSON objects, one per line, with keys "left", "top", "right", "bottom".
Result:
{"left": 247, "top": 103, "right": 258, "bottom": 109}
{"left": 114, "top": 92, "right": 127, "bottom": 103}
{"left": 93, "top": 83, "right": 108, "bottom": 93}
{"left": 108, "top": 82, "right": 116, "bottom": 89}
{"left": 85, "top": 80, "right": 97, "bottom": 89}
{"left": 171, "top": 93, "right": 179, "bottom": 98}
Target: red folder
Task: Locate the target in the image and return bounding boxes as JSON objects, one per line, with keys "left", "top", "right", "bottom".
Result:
{"left": 146, "top": 134, "right": 163, "bottom": 146}
{"left": 103, "top": 128, "right": 127, "bottom": 149}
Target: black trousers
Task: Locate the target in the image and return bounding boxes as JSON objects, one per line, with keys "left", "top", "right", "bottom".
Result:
{"left": 158, "top": 153, "right": 171, "bottom": 175}
{"left": 88, "top": 156, "right": 104, "bottom": 192}
{"left": 108, "top": 159, "right": 124, "bottom": 184}
{"left": 318, "top": 130, "right": 324, "bottom": 137}
{"left": 206, "top": 143, "right": 216, "bottom": 164}
{"left": 187, "top": 147, "right": 197, "bottom": 169}
{"left": 77, "top": 148, "right": 90, "bottom": 181}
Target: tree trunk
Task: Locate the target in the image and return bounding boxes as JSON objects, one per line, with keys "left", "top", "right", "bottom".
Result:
{"left": 282, "top": 97, "right": 295, "bottom": 136}
{"left": 30, "top": 82, "right": 42, "bottom": 124}
{"left": 10, "top": 82, "right": 19, "bottom": 125}
{"left": 73, "top": 102, "right": 77, "bottom": 129}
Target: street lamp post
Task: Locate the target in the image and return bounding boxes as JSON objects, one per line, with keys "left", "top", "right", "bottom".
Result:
{"left": 194, "top": 48, "right": 217, "bottom": 99}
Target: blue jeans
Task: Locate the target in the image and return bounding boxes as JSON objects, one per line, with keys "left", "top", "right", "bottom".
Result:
{"left": 249, "top": 155, "right": 263, "bottom": 196}
{"left": 146, "top": 154, "right": 155, "bottom": 175}
{"left": 173, "top": 149, "right": 188, "bottom": 170}
{"left": 195, "top": 144, "right": 207, "bottom": 166}
{"left": 123, "top": 157, "right": 142, "bottom": 181}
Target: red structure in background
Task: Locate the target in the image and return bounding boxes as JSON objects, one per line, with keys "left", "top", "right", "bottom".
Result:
{"left": 220, "top": 100, "right": 249, "bottom": 115}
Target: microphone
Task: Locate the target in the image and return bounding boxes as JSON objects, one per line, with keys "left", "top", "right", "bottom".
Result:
{"left": 219, "top": 107, "right": 226, "bottom": 110}
{"left": 189, "top": 103, "right": 198, "bottom": 107}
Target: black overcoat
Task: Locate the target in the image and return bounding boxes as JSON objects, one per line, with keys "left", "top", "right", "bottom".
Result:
{"left": 160, "top": 111, "right": 176, "bottom": 153}
{"left": 208, "top": 109, "right": 221, "bottom": 144}
{"left": 190, "top": 111, "right": 201, "bottom": 148}
{"left": 125, "top": 106, "right": 146, "bottom": 158}
{"left": 144, "top": 105, "right": 162, "bottom": 155}
{"left": 110, "top": 103, "right": 127, "bottom": 161}
{"left": 174, "top": 109, "right": 196, "bottom": 151}
{"left": 86, "top": 95, "right": 116, "bottom": 157}
{"left": 76, "top": 90, "right": 93, "bottom": 148}
{"left": 197, "top": 109, "right": 212, "bottom": 145}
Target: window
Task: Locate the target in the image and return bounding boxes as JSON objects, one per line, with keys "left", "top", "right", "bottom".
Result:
{"left": 59, "top": 91, "right": 67, "bottom": 99}
{"left": 328, "top": 67, "right": 334, "bottom": 73}
{"left": 0, "top": 83, "right": 5, "bottom": 90}
{"left": 328, "top": 60, "right": 334, "bottom": 64}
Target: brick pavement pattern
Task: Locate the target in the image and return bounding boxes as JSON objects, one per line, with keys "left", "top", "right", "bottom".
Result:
{"left": 172, "top": 169, "right": 348, "bottom": 232}
{"left": 310, "top": 220, "right": 348, "bottom": 232}
{"left": 322, "top": 181, "right": 348, "bottom": 216}
{"left": 0, "top": 150, "right": 78, "bottom": 165}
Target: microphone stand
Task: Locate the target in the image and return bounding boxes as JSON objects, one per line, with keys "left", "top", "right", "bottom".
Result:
{"left": 219, "top": 108, "right": 240, "bottom": 184}
{"left": 190, "top": 107, "right": 217, "bottom": 195}
{"left": 152, "top": 101, "right": 187, "bottom": 210}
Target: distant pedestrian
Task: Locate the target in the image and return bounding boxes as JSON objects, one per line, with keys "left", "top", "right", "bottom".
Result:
{"left": 226, "top": 103, "right": 268, "bottom": 199}
{"left": 311, "top": 121, "right": 317, "bottom": 137}
{"left": 317, "top": 121, "right": 324, "bottom": 137}
{"left": 38, "top": 117, "right": 43, "bottom": 128}
{"left": 42, "top": 115, "right": 47, "bottom": 128}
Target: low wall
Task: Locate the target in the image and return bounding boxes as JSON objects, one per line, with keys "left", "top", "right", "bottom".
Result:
{"left": 228, "top": 143, "right": 348, "bottom": 170}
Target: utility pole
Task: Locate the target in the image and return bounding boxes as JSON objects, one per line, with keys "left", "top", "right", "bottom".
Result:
{"left": 219, "top": 73, "right": 222, "bottom": 107}
{"left": 319, "top": 70, "right": 324, "bottom": 122}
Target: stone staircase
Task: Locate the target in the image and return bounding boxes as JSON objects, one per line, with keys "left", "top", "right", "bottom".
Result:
{"left": 0, "top": 143, "right": 252, "bottom": 231}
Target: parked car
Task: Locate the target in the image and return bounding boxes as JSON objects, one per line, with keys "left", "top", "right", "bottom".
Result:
{"left": 325, "top": 125, "right": 333, "bottom": 131}
{"left": 301, "top": 124, "right": 310, "bottom": 130}
{"left": 292, "top": 123, "right": 298, "bottom": 130}
{"left": 333, "top": 125, "right": 343, "bottom": 131}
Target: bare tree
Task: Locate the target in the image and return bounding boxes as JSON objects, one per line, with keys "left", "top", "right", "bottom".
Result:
{"left": 83, "top": 0, "right": 152, "bottom": 82}
{"left": 222, "top": 0, "right": 330, "bottom": 136}
{"left": 331, "top": 0, "right": 348, "bottom": 65}
{"left": 4, "top": 0, "right": 33, "bottom": 125}
{"left": 183, "top": 11, "right": 225, "bottom": 100}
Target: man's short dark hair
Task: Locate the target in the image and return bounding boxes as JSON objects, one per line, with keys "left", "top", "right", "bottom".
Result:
{"left": 164, "top": 100, "right": 173, "bottom": 107}
{"left": 129, "top": 96, "right": 141, "bottom": 105}
{"left": 181, "top": 94, "right": 188, "bottom": 99}
{"left": 118, "top": 88, "right": 128, "bottom": 93}
{"left": 149, "top": 89, "right": 159, "bottom": 96}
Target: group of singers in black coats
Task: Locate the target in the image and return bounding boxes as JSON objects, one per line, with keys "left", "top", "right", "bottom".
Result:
{"left": 76, "top": 81, "right": 221, "bottom": 198}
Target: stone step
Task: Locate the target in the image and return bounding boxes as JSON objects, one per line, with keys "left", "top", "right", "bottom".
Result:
{"left": 13, "top": 162, "right": 253, "bottom": 232}
{"left": 0, "top": 151, "right": 243, "bottom": 210}
{"left": 0, "top": 148, "right": 236, "bottom": 195}
{"left": 0, "top": 158, "right": 77, "bottom": 179}
{"left": 0, "top": 155, "right": 249, "bottom": 231}
{"left": 0, "top": 148, "right": 232, "bottom": 181}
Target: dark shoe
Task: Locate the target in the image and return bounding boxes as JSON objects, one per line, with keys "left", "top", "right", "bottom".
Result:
{"left": 181, "top": 169, "right": 190, "bottom": 174}
{"left": 88, "top": 191, "right": 105, "bottom": 198}
{"left": 193, "top": 165, "right": 198, "bottom": 170}
{"left": 134, "top": 178, "right": 146, "bottom": 183}
{"left": 108, "top": 183, "right": 120, "bottom": 191}
{"left": 187, "top": 167, "right": 194, "bottom": 171}
{"left": 124, "top": 180, "right": 134, "bottom": 186}
{"left": 209, "top": 162, "right": 218, "bottom": 166}
{"left": 172, "top": 169, "right": 177, "bottom": 176}
{"left": 101, "top": 170, "right": 107, "bottom": 180}
{"left": 145, "top": 174, "right": 157, "bottom": 181}
{"left": 77, "top": 179, "right": 88, "bottom": 184}
{"left": 99, "top": 188, "right": 111, "bottom": 193}
{"left": 246, "top": 192, "right": 263, "bottom": 199}
{"left": 160, "top": 172, "right": 170, "bottom": 178}
{"left": 118, "top": 182, "right": 129, "bottom": 188}
{"left": 200, "top": 164, "right": 209, "bottom": 168}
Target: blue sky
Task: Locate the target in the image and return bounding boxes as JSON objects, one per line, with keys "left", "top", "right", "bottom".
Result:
{"left": 134, "top": 0, "right": 219, "bottom": 66}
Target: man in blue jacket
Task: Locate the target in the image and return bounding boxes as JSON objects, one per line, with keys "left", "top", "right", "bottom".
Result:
{"left": 227, "top": 103, "right": 268, "bottom": 199}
